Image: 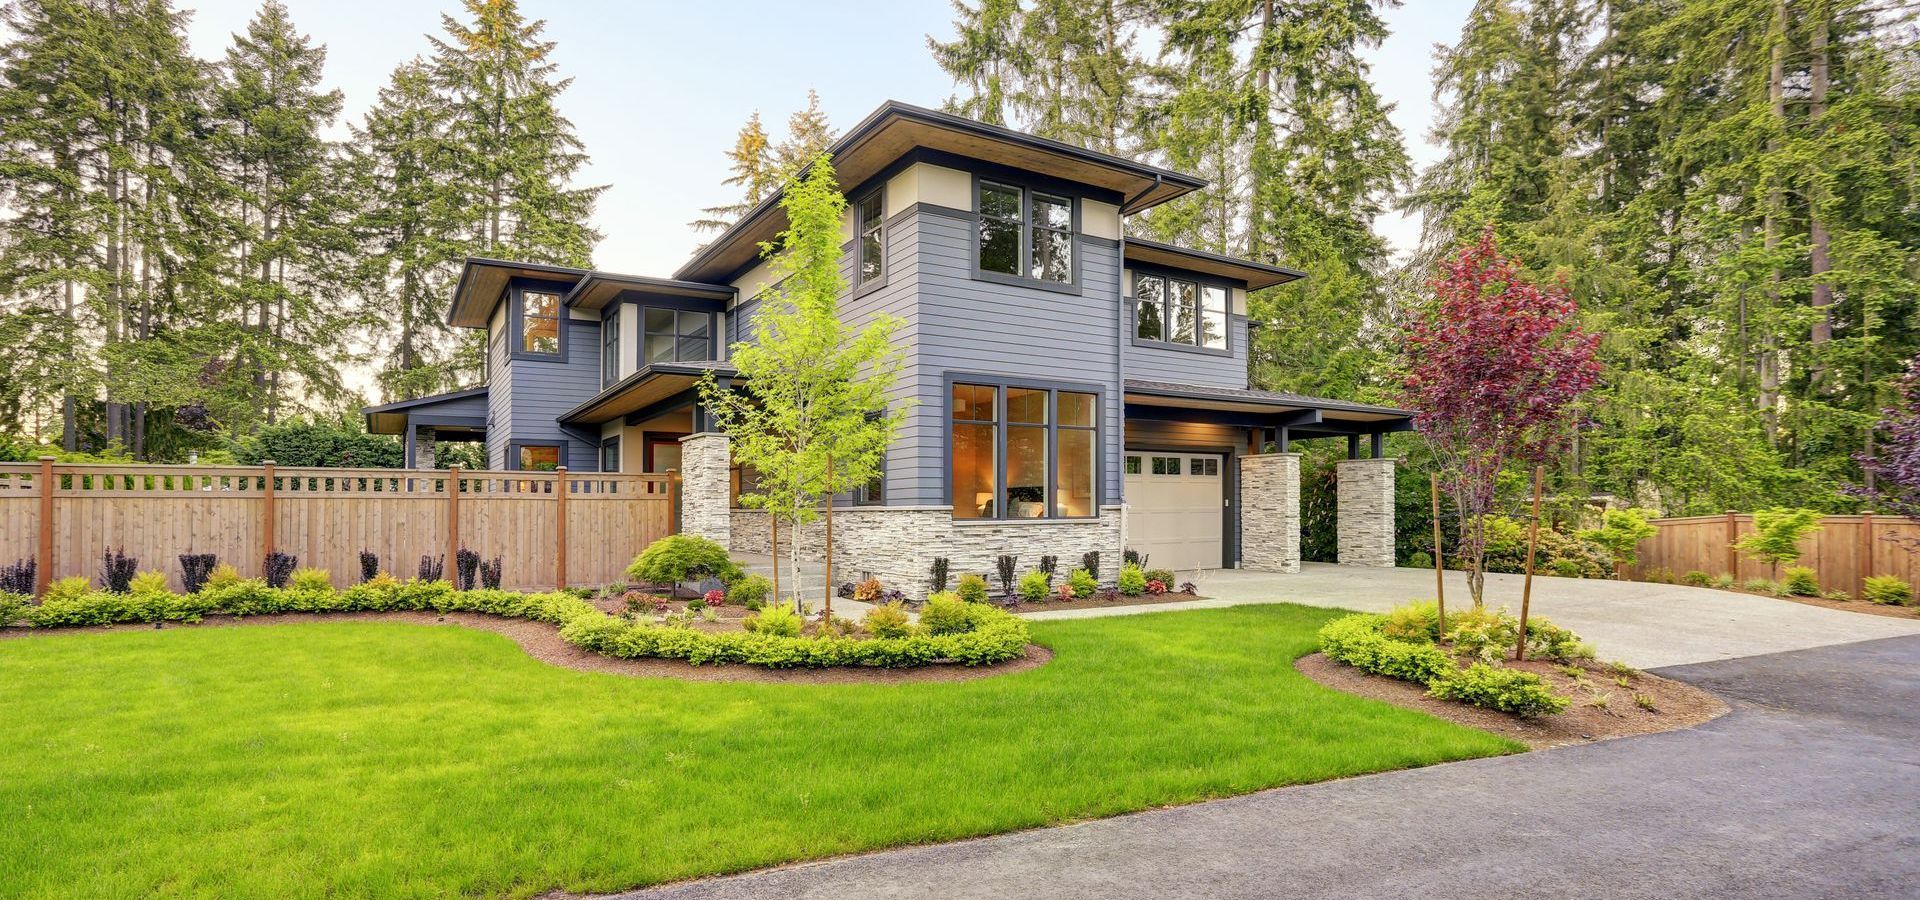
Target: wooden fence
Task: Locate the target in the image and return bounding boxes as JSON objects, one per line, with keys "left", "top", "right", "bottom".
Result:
{"left": 0, "top": 459, "right": 676, "bottom": 595}
{"left": 1626, "top": 512, "right": 1920, "bottom": 597}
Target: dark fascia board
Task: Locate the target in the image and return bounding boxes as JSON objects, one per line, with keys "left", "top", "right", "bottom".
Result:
{"left": 1122, "top": 379, "right": 1416, "bottom": 419}
{"left": 361, "top": 385, "right": 490, "bottom": 416}
{"left": 672, "top": 100, "right": 1209, "bottom": 283}
{"left": 1122, "top": 237, "right": 1307, "bottom": 291}
{"left": 561, "top": 271, "right": 734, "bottom": 313}
{"left": 445, "top": 257, "right": 589, "bottom": 329}
{"left": 556, "top": 362, "right": 739, "bottom": 425}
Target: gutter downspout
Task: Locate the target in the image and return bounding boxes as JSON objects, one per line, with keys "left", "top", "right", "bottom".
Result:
{"left": 1115, "top": 174, "right": 1161, "bottom": 566}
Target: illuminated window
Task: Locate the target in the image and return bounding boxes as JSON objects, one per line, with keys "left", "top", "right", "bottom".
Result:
{"left": 950, "top": 383, "right": 1098, "bottom": 519}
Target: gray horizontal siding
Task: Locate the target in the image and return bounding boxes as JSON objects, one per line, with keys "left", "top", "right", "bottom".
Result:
{"left": 501, "top": 317, "right": 603, "bottom": 470}
{"left": 1121, "top": 314, "right": 1250, "bottom": 390}
{"left": 894, "top": 210, "right": 1123, "bottom": 507}
{"left": 486, "top": 324, "right": 511, "bottom": 469}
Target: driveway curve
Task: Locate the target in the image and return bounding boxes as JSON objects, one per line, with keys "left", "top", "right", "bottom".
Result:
{"left": 608, "top": 634, "right": 1920, "bottom": 900}
{"left": 1026, "top": 563, "right": 1920, "bottom": 669}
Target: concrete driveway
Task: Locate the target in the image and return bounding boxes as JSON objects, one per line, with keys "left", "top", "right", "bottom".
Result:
{"left": 1023, "top": 563, "right": 1920, "bottom": 669}
{"left": 606, "top": 634, "right": 1920, "bottom": 900}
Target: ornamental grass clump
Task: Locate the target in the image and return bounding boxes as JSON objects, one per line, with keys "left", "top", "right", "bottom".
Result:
{"left": 1781, "top": 567, "right": 1820, "bottom": 597}
{"left": 1863, "top": 575, "right": 1913, "bottom": 606}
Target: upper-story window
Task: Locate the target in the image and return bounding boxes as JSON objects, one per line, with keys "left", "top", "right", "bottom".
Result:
{"left": 856, "top": 190, "right": 885, "bottom": 286}
{"left": 601, "top": 307, "right": 620, "bottom": 388}
{"left": 520, "top": 290, "right": 561, "bottom": 354}
{"left": 643, "top": 308, "right": 711, "bottom": 364}
{"left": 977, "top": 181, "right": 1074, "bottom": 285}
{"left": 1134, "top": 273, "right": 1228, "bottom": 350}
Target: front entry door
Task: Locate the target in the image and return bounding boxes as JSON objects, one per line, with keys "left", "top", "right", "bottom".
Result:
{"left": 644, "top": 433, "right": 687, "bottom": 474}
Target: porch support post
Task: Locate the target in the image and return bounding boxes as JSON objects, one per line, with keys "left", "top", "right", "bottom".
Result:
{"left": 1239, "top": 452, "right": 1300, "bottom": 574}
{"left": 1370, "top": 431, "right": 1385, "bottom": 459}
{"left": 678, "top": 431, "right": 731, "bottom": 547}
{"left": 1336, "top": 456, "right": 1396, "bottom": 567}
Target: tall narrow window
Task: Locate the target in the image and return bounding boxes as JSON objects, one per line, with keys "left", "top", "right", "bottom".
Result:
{"left": 1030, "top": 192, "right": 1072, "bottom": 283}
{"left": 952, "top": 383, "right": 997, "bottom": 519}
{"left": 1135, "top": 275, "right": 1165, "bottom": 341}
{"left": 1005, "top": 387, "right": 1048, "bottom": 518}
{"left": 521, "top": 291, "right": 560, "bottom": 354}
{"left": 1199, "top": 285, "right": 1228, "bottom": 349}
{"left": 601, "top": 307, "right": 620, "bottom": 387}
{"left": 599, "top": 438, "right": 620, "bottom": 473}
{"left": 1169, "top": 280, "right": 1197, "bottom": 344}
{"left": 1056, "top": 391, "right": 1096, "bottom": 517}
{"left": 643, "top": 308, "right": 710, "bottom": 364}
{"left": 978, "top": 182, "right": 1021, "bottom": 275}
{"left": 857, "top": 191, "right": 885, "bottom": 285}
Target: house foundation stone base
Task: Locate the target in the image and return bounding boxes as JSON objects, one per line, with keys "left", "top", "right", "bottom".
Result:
{"left": 678, "top": 433, "right": 731, "bottom": 547}
{"left": 1336, "top": 457, "right": 1396, "bottom": 567}
{"left": 1240, "top": 452, "right": 1301, "bottom": 573}
{"left": 732, "top": 506, "right": 1124, "bottom": 597}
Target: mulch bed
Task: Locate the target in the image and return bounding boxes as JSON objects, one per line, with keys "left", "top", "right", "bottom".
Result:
{"left": 0, "top": 611, "right": 1054, "bottom": 685}
{"left": 993, "top": 590, "right": 1204, "bottom": 614}
{"left": 1295, "top": 652, "right": 1728, "bottom": 751}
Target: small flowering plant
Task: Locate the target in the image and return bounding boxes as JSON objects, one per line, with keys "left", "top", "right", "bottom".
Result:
{"left": 651, "top": 595, "right": 671, "bottom": 613}
{"left": 1055, "top": 582, "right": 1075, "bottom": 602}
{"left": 704, "top": 588, "right": 725, "bottom": 606}
{"left": 1145, "top": 579, "right": 1168, "bottom": 595}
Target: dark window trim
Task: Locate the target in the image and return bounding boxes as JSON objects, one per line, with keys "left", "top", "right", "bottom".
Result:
{"left": 971, "top": 175, "right": 1083, "bottom": 295}
{"left": 507, "top": 278, "right": 576, "bottom": 363}
{"left": 598, "top": 436, "right": 621, "bottom": 473}
{"left": 853, "top": 186, "right": 887, "bottom": 292}
{"left": 639, "top": 306, "right": 716, "bottom": 366}
{"left": 508, "top": 440, "right": 567, "bottom": 471}
{"left": 943, "top": 371, "right": 1104, "bottom": 522}
{"left": 600, "top": 304, "right": 622, "bottom": 388}
{"left": 1127, "top": 265, "right": 1236, "bottom": 356}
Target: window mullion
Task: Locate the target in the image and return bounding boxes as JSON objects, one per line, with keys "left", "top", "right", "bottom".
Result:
{"left": 995, "top": 386, "right": 1008, "bottom": 521}
{"left": 1045, "top": 390, "right": 1058, "bottom": 519}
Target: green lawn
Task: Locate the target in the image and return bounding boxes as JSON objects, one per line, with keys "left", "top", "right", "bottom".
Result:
{"left": 0, "top": 604, "right": 1516, "bottom": 898}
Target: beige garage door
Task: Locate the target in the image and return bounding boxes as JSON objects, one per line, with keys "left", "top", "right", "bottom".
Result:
{"left": 1124, "top": 451, "right": 1225, "bottom": 572}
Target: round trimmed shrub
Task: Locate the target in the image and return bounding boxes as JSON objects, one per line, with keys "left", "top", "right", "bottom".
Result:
{"left": 1116, "top": 564, "right": 1146, "bottom": 596}
{"left": 1016, "top": 570, "right": 1050, "bottom": 601}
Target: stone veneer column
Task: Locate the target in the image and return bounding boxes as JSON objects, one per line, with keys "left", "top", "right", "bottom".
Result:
{"left": 678, "top": 432, "right": 731, "bottom": 546}
{"left": 1239, "top": 453, "right": 1301, "bottom": 573}
{"left": 1336, "top": 457, "right": 1396, "bottom": 567}
{"left": 412, "top": 425, "right": 436, "bottom": 469}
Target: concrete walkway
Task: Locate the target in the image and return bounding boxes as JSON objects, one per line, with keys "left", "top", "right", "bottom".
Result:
{"left": 1020, "top": 563, "right": 1920, "bottom": 669}
{"left": 606, "top": 634, "right": 1920, "bottom": 900}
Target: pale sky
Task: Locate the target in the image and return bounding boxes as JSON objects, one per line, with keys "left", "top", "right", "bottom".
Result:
{"left": 179, "top": 0, "right": 1469, "bottom": 277}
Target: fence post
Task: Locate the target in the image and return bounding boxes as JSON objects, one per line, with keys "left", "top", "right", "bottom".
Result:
{"left": 554, "top": 466, "right": 568, "bottom": 591}
{"left": 667, "top": 468, "right": 680, "bottom": 534}
{"left": 1858, "top": 512, "right": 1872, "bottom": 601}
{"left": 261, "top": 460, "right": 277, "bottom": 566}
{"left": 446, "top": 465, "right": 461, "bottom": 576}
{"left": 1724, "top": 510, "right": 1739, "bottom": 578}
{"left": 35, "top": 456, "right": 53, "bottom": 597}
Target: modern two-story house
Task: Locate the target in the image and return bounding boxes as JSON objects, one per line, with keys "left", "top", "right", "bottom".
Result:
{"left": 364, "top": 101, "right": 1411, "bottom": 588}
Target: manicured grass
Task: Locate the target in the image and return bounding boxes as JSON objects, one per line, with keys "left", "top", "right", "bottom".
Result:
{"left": 0, "top": 604, "right": 1517, "bottom": 898}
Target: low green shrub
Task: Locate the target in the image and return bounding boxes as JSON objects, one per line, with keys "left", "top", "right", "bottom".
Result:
{"left": 1681, "top": 570, "right": 1712, "bottom": 587}
{"left": 1408, "top": 551, "right": 1433, "bottom": 569}
{"left": 1550, "top": 559, "right": 1584, "bottom": 578}
{"left": 1067, "top": 568, "right": 1097, "bottom": 599}
{"left": 1427, "top": 664, "right": 1569, "bottom": 717}
{"left": 1143, "top": 568, "right": 1175, "bottom": 587}
{"left": 727, "top": 574, "right": 771, "bottom": 610}
{"left": 1781, "top": 567, "right": 1820, "bottom": 597}
{"left": 0, "top": 591, "right": 26, "bottom": 625}
{"left": 863, "top": 601, "right": 913, "bottom": 639}
{"left": 1317, "top": 614, "right": 1456, "bottom": 684}
{"left": 743, "top": 602, "right": 802, "bottom": 637}
{"left": 1821, "top": 589, "right": 1852, "bottom": 602}
{"left": 626, "top": 535, "right": 743, "bottom": 590}
{"left": 1116, "top": 564, "right": 1146, "bottom": 596}
{"left": 955, "top": 573, "right": 989, "bottom": 604}
{"left": 920, "top": 592, "right": 977, "bottom": 635}
{"left": 1380, "top": 600, "right": 1441, "bottom": 643}
{"left": 1710, "top": 573, "right": 1736, "bottom": 589}
{"left": 45, "top": 576, "right": 90, "bottom": 605}
{"left": 129, "top": 571, "right": 170, "bottom": 594}
{"left": 291, "top": 567, "right": 333, "bottom": 592}
{"left": 1863, "top": 575, "right": 1913, "bottom": 606}
{"left": 1016, "top": 570, "right": 1049, "bottom": 601}
{"left": 1742, "top": 577, "right": 1781, "bottom": 595}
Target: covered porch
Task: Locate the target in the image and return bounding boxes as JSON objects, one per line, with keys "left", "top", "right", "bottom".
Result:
{"left": 1121, "top": 379, "right": 1415, "bottom": 573}
{"left": 363, "top": 387, "right": 490, "bottom": 469}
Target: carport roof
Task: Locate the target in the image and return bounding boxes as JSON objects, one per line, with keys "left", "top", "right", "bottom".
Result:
{"left": 1123, "top": 379, "right": 1415, "bottom": 432}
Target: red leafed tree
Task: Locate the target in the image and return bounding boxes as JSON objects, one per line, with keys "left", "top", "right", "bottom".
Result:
{"left": 1855, "top": 354, "right": 1920, "bottom": 549}
{"left": 1400, "top": 228, "right": 1602, "bottom": 606}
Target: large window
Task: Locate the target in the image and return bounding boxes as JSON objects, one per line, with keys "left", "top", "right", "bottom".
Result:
{"left": 856, "top": 190, "right": 885, "bottom": 286}
{"left": 950, "top": 382, "right": 1098, "bottom": 520}
{"left": 601, "top": 307, "right": 620, "bottom": 387}
{"left": 518, "top": 444, "right": 561, "bottom": 471}
{"left": 520, "top": 291, "right": 561, "bottom": 354}
{"left": 643, "top": 308, "right": 710, "bottom": 364}
{"left": 976, "top": 181, "right": 1074, "bottom": 285}
{"left": 1134, "top": 273, "right": 1228, "bottom": 350}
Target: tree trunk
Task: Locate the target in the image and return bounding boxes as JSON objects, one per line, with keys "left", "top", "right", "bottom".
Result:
{"left": 1807, "top": 12, "right": 1832, "bottom": 383}
{"left": 1757, "top": 0, "right": 1787, "bottom": 445}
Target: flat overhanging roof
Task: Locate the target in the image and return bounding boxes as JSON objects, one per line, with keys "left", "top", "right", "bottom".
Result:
{"left": 557, "top": 361, "right": 737, "bottom": 425}
{"left": 1123, "top": 238, "right": 1306, "bottom": 290}
{"left": 1123, "top": 380, "right": 1415, "bottom": 433}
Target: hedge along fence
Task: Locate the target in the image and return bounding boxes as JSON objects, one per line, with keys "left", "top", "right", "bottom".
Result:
{"left": 1625, "top": 512, "right": 1920, "bottom": 598}
{"left": 0, "top": 460, "right": 675, "bottom": 595}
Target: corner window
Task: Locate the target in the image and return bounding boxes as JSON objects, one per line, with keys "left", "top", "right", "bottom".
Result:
{"left": 856, "top": 190, "right": 885, "bottom": 286}
{"left": 520, "top": 291, "right": 561, "bottom": 354}
{"left": 643, "top": 308, "right": 711, "bottom": 364}
{"left": 976, "top": 181, "right": 1074, "bottom": 285}
{"left": 518, "top": 444, "right": 561, "bottom": 471}
{"left": 599, "top": 438, "right": 620, "bottom": 473}
{"left": 1134, "top": 274, "right": 1228, "bottom": 350}
{"left": 601, "top": 307, "right": 620, "bottom": 388}
{"left": 950, "top": 382, "right": 1098, "bottom": 520}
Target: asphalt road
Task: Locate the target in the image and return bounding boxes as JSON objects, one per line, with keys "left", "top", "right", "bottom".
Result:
{"left": 613, "top": 634, "right": 1920, "bottom": 900}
